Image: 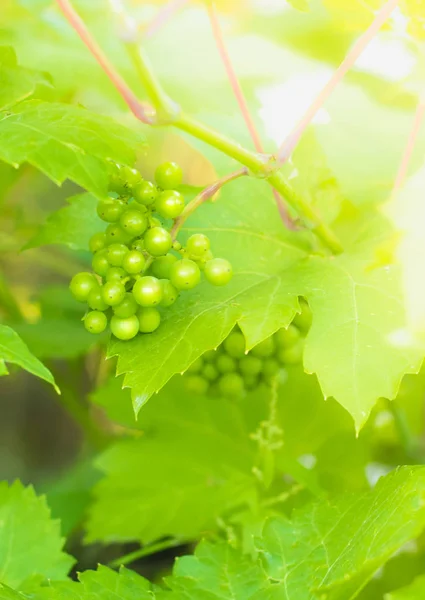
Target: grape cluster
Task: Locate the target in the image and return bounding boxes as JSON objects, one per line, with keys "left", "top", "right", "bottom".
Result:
{"left": 69, "top": 162, "right": 233, "bottom": 340}
{"left": 183, "top": 305, "right": 311, "bottom": 399}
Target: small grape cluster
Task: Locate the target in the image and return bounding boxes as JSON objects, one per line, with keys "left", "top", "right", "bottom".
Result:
{"left": 183, "top": 306, "right": 311, "bottom": 399}
{"left": 69, "top": 162, "right": 233, "bottom": 340}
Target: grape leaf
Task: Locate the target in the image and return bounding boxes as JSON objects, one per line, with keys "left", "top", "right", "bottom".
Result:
{"left": 0, "top": 481, "right": 73, "bottom": 588}
{"left": 0, "top": 100, "right": 144, "bottom": 197}
{"left": 86, "top": 379, "right": 266, "bottom": 545}
{"left": 0, "top": 324, "right": 59, "bottom": 391}
{"left": 256, "top": 466, "right": 425, "bottom": 599}
{"left": 26, "top": 193, "right": 102, "bottom": 251}
{"left": 0, "top": 45, "right": 51, "bottom": 110}
{"left": 386, "top": 575, "right": 425, "bottom": 599}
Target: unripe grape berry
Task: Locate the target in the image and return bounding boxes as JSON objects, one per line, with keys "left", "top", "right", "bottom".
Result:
{"left": 122, "top": 249, "right": 146, "bottom": 274}
{"left": 137, "top": 307, "right": 161, "bottom": 333}
{"left": 187, "top": 357, "right": 204, "bottom": 374}
{"left": 133, "top": 276, "right": 163, "bottom": 307}
{"left": 87, "top": 288, "right": 108, "bottom": 311}
{"left": 155, "top": 162, "right": 183, "bottom": 189}
{"left": 121, "top": 165, "right": 142, "bottom": 188}
{"left": 92, "top": 249, "right": 110, "bottom": 277}
{"left": 113, "top": 292, "right": 138, "bottom": 318}
{"left": 202, "top": 363, "right": 218, "bottom": 382}
{"left": 218, "top": 373, "right": 244, "bottom": 399}
{"left": 185, "top": 375, "right": 209, "bottom": 395}
{"left": 244, "top": 374, "right": 259, "bottom": 390}
{"left": 109, "top": 164, "right": 128, "bottom": 196}
{"left": 105, "top": 266, "right": 126, "bottom": 282}
{"left": 84, "top": 311, "right": 107, "bottom": 334}
{"left": 204, "top": 258, "right": 233, "bottom": 286}
{"left": 186, "top": 234, "right": 210, "bottom": 256}
{"left": 120, "top": 209, "right": 148, "bottom": 237}
{"left": 107, "top": 243, "right": 129, "bottom": 267}
{"left": 134, "top": 180, "right": 158, "bottom": 206}
{"left": 223, "top": 331, "right": 245, "bottom": 358}
{"left": 203, "top": 349, "right": 217, "bottom": 362}
{"left": 132, "top": 238, "right": 145, "bottom": 253}
{"left": 239, "top": 355, "right": 262, "bottom": 377}
{"left": 105, "top": 223, "right": 133, "bottom": 246}
{"left": 195, "top": 250, "right": 214, "bottom": 271}
{"left": 173, "top": 240, "right": 182, "bottom": 251}
{"left": 89, "top": 232, "right": 106, "bottom": 253}
{"left": 151, "top": 254, "right": 178, "bottom": 279}
{"left": 216, "top": 354, "right": 236, "bottom": 374}
{"left": 262, "top": 358, "right": 280, "bottom": 378}
{"left": 97, "top": 199, "right": 126, "bottom": 223}
{"left": 170, "top": 259, "right": 200, "bottom": 290}
{"left": 70, "top": 272, "right": 98, "bottom": 303}
{"left": 274, "top": 325, "right": 300, "bottom": 348}
{"left": 277, "top": 340, "right": 304, "bottom": 365}
{"left": 144, "top": 227, "right": 172, "bottom": 257}
{"left": 155, "top": 190, "right": 185, "bottom": 219}
{"left": 159, "top": 279, "right": 178, "bottom": 307}
{"left": 251, "top": 336, "right": 275, "bottom": 358}
{"left": 101, "top": 281, "right": 126, "bottom": 306}
{"left": 110, "top": 314, "right": 139, "bottom": 340}
{"left": 293, "top": 301, "right": 313, "bottom": 332}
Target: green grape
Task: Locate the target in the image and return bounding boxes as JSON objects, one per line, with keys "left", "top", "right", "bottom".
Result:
{"left": 151, "top": 254, "right": 178, "bottom": 279}
{"left": 186, "top": 233, "right": 210, "bottom": 256}
{"left": 69, "top": 272, "right": 98, "bottom": 303}
{"left": 92, "top": 249, "right": 110, "bottom": 277}
{"left": 109, "top": 164, "right": 128, "bottom": 196}
{"left": 105, "top": 266, "right": 126, "bottom": 282}
{"left": 87, "top": 288, "right": 108, "bottom": 311}
{"left": 105, "top": 223, "right": 133, "bottom": 246}
{"left": 172, "top": 240, "right": 182, "bottom": 251}
{"left": 122, "top": 249, "right": 146, "bottom": 274}
{"left": 159, "top": 279, "right": 178, "bottom": 307}
{"left": 89, "top": 232, "right": 106, "bottom": 253}
{"left": 202, "top": 363, "right": 218, "bottom": 381}
{"left": 144, "top": 227, "right": 172, "bottom": 257}
{"left": 121, "top": 165, "right": 142, "bottom": 188}
{"left": 169, "top": 259, "right": 200, "bottom": 290}
{"left": 84, "top": 311, "right": 107, "bottom": 334}
{"left": 97, "top": 198, "right": 126, "bottom": 223}
{"left": 223, "top": 331, "right": 245, "bottom": 358}
{"left": 155, "top": 190, "right": 185, "bottom": 219}
{"left": 155, "top": 161, "right": 183, "bottom": 189}
{"left": 132, "top": 238, "right": 145, "bottom": 252}
{"left": 133, "top": 276, "right": 163, "bottom": 307}
{"left": 251, "top": 336, "right": 275, "bottom": 358}
{"left": 148, "top": 216, "right": 162, "bottom": 229}
{"left": 203, "top": 349, "right": 217, "bottom": 362}
{"left": 293, "top": 300, "right": 313, "bottom": 332}
{"left": 274, "top": 325, "right": 300, "bottom": 348}
{"left": 244, "top": 374, "right": 259, "bottom": 390}
{"left": 107, "top": 243, "right": 129, "bottom": 267}
{"left": 187, "top": 357, "right": 204, "bottom": 374}
{"left": 101, "top": 281, "right": 126, "bottom": 307}
{"left": 137, "top": 307, "right": 161, "bottom": 333}
{"left": 110, "top": 314, "right": 139, "bottom": 340}
{"left": 195, "top": 250, "right": 214, "bottom": 271}
{"left": 134, "top": 180, "right": 158, "bottom": 206}
{"left": 204, "top": 258, "right": 233, "bottom": 286}
{"left": 216, "top": 353, "right": 236, "bottom": 373}
{"left": 277, "top": 340, "right": 304, "bottom": 365}
{"left": 239, "top": 355, "right": 263, "bottom": 377}
{"left": 185, "top": 375, "right": 209, "bottom": 395}
{"left": 262, "top": 358, "right": 280, "bottom": 378}
{"left": 218, "top": 373, "right": 244, "bottom": 399}
{"left": 120, "top": 209, "right": 148, "bottom": 237}
{"left": 113, "top": 292, "right": 138, "bottom": 318}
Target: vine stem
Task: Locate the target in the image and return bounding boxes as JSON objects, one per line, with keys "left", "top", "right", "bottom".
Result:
{"left": 171, "top": 168, "right": 248, "bottom": 239}
{"left": 144, "top": 0, "right": 190, "bottom": 39}
{"left": 392, "top": 97, "right": 425, "bottom": 196}
{"left": 276, "top": 0, "right": 400, "bottom": 164}
{"left": 55, "top": 0, "right": 342, "bottom": 253}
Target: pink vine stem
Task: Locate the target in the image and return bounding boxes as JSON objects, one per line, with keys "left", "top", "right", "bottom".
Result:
{"left": 55, "top": 0, "right": 154, "bottom": 124}
{"left": 392, "top": 98, "right": 425, "bottom": 196}
{"left": 276, "top": 0, "right": 399, "bottom": 164}
{"left": 144, "top": 0, "right": 190, "bottom": 39}
{"left": 207, "top": 1, "right": 294, "bottom": 228}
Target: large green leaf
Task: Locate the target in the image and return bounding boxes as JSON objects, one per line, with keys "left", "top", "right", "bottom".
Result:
{"left": 0, "top": 481, "right": 73, "bottom": 589}
{"left": 26, "top": 193, "right": 102, "bottom": 251}
{"left": 0, "top": 324, "right": 58, "bottom": 391}
{"left": 86, "top": 379, "right": 266, "bottom": 544}
{"left": 256, "top": 466, "right": 425, "bottom": 599}
{"left": 0, "top": 45, "right": 50, "bottom": 110}
{"left": 0, "top": 100, "right": 144, "bottom": 197}
{"left": 386, "top": 576, "right": 425, "bottom": 599}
